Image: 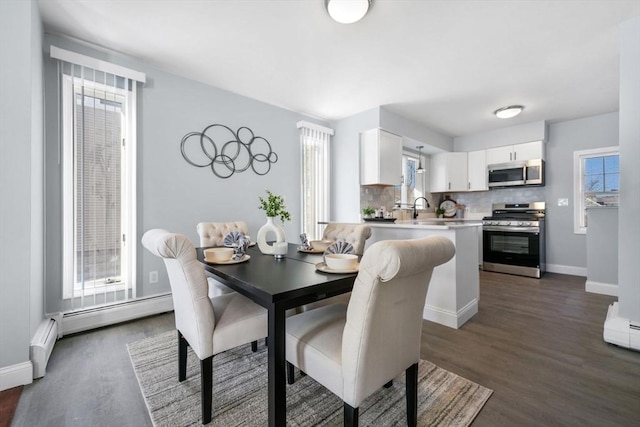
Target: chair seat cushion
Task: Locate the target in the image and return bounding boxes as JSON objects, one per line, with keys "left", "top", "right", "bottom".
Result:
{"left": 211, "top": 293, "right": 267, "bottom": 354}
{"left": 286, "top": 303, "right": 348, "bottom": 399}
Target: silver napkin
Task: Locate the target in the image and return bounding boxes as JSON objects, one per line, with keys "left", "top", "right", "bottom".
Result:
{"left": 224, "top": 231, "right": 245, "bottom": 247}
{"left": 323, "top": 240, "right": 355, "bottom": 263}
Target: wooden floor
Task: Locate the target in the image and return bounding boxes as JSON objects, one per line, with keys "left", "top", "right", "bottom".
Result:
{"left": 11, "top": 271, "right": 640, "bottom": 426}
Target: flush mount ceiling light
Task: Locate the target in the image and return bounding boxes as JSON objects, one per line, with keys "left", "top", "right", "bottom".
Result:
{"left": 494, "top": 105, "right": 524, "bottom": 119}
{"left": 416, "top": 146, "right": 425, "bottom": 174}
{"left": 325, "top": 0, "right": 371, "bottom": 24}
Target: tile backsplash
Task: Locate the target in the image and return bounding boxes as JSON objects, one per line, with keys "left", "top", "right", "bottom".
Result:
{"left": 360, "top": 185, "right": 546, "bottom": 218}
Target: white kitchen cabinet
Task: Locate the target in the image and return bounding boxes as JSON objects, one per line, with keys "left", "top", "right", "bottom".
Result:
{"left": 467, "top": 149, "right": 488, "bottom": 191}
{"left": 430, "top": 152, "right": 468, "bottom": 192}
{"left": 360, "top": 128, "right": 402, "bottom": 186}
{"left": 486, "top": 140, "right": 545, "bottom": 164}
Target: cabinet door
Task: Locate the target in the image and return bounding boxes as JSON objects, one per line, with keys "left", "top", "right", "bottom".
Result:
{"left": 378, "top": 130, "right": 402, "bottom": 185}
{"left": 486, "top": 145, "right": 513, "bottom": 164}
{"left": 467, "top": 149, "right": 487, "bottom": 191}
{"left": 447, "top": 152, "right": 468, "bottom": 192}
{"left": 513, "top": 140, "right": 544, "bottom": 161}
{"left": 360, "top": 129, "right": 402, "bottom": 186}
{"left": 430, "top": 152, "right": 467, "bottom": 192}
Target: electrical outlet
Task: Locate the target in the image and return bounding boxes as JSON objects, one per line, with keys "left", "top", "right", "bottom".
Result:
{"left": 558, "top": 198, "right": 569, "bottom": 207}
{"left": 149, "top": 271, "right": 158, "bottom": 284}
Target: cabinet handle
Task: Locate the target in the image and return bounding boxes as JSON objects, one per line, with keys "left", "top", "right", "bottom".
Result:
{"left": 514, "top": 152, "right": 517, "bottom": 160}
{"left": 448, "top": 182, "right": 451, "bottom": 190}
{"left": 510, "top": 152, "right": 512, "bottom": 161}
{"left": 468, "top": 182, "right": 471, "bottom": 190}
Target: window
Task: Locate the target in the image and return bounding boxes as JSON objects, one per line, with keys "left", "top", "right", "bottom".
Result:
{"left": 573, "top": 146, "right": 619, "bottom": 234}
{"left": 297, "top": 121, "right": 333, "bottom": 241}
{"left": 396, "top": 151, "right": 426, "bottom": 207}
{"left": 53, "top": 47, "right": 144, "bottom": 310}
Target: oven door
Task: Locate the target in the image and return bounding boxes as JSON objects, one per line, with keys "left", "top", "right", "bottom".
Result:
{"left": 483, "top": 227, "right": 541, "bottom": 269}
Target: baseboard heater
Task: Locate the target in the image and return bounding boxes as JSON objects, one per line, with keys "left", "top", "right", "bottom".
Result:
{"left": 603, "top": 302, "right": 640, "bottom": 351}
{"left": 30, "top": 318, "right": 58, "bottom": 378}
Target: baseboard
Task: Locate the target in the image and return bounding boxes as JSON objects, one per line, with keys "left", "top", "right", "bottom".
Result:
{"left": 423, "top": 299, "right": 478, "bottom": 330}
{"left": 546, "top": 263, "right": 587, "bottom": 277}
{"left": 61, "top": 294, "right": 173, "bottom": 336}
{"left": 604, "top": 302, "right": 640, "bottom": 351}
{"left": 0, "top": 361, "right": 33, "bottom": 392}
{"left": 585, "top": 280, "right": 618, "bottom": 296}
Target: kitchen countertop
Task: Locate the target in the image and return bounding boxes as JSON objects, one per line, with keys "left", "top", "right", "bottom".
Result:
{"left": 362, "top": 219, "right": 482, "bottom": 230}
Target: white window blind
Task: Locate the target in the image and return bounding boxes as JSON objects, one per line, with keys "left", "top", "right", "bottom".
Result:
{"left": 297, "top": 121, "right": 334, "bottom": 241}
{"left": 54, "top": 47, "right": 144, "bottom": 311}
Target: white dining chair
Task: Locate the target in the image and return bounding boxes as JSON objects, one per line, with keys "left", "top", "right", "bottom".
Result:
{"left": 142, "top": 229, "right": 267, "bottom": 424}
{"left": 285, "top": 236, "right": 455, "bottom": 426}
{"left": 301, "top": 223, "right": 372, "bottom": 312}
{"left": 196, "top": 221, "right": 249, "bottom": 297}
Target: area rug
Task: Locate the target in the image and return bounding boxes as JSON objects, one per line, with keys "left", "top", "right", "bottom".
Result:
{"left": 128, "top": 331, "right": 492, "bottom": 426}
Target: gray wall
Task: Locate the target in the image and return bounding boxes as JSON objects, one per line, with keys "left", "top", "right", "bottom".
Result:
{"left": 42, "top": 34, "right": 329, "bottom": 313}
{"left": 618, "top": 17, "right": 640, "bottom": 322}
{"left": 0, "top": 0, "right": 44, "bottom": 377}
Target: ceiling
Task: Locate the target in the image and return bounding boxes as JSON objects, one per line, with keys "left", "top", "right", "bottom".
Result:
{"left": 37, "top": 0, "right": 639, "bottom": 138}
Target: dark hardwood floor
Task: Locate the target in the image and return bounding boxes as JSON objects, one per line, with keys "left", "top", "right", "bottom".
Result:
{"left": 421, "top": 271, "right": 640, "bottom": 426}
{"left": 12, "top": 271, "right": 640, "bottom": 426}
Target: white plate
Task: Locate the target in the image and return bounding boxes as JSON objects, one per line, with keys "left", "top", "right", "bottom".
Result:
{"left": 204, "top": 254, "right": 251, "bottom": 265}
{"left": 440, "top": 199, "right": 457, "bottom": 218}
{"left": 315, "top": 262, "right": 359, "bottom": 274}
{"left": 298, "top": 247, "right": 323, "bottom": 254}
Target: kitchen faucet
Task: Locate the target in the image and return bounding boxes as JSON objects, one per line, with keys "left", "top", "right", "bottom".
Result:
{"left": 412, "top": 197, "right": 430, "bottom": 219}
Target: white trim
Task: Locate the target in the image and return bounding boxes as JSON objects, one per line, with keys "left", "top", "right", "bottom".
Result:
{"left": 0, "top": 361, "right": 33, "bottom": 392}
{"left": 585, "top": 280, "right": 618, "bottom": 296}
{"left": 50, "top": 46, "right": 146, "bottom": 83}
{"left": 61, "top": 294, "right": 173, "bottom": 336}
{"left": 546, "top": 263, "right": 587, "bottom": 277}
{"left": 423, "top": 299, "right": 478, "bottom": 330}
{"left": 296, "top": 120, "right": 334, "bottom": 135}
{"left": 573, "top": 146, "right": 619, "bottom": 234}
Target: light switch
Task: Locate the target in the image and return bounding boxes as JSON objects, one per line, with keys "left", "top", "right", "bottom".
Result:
{"left": 558, "top": 198, "right": 569, "bottom": 207}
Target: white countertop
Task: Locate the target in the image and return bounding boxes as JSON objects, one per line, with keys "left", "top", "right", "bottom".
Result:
{"left": 362, "top": 219, "right": 482, "bottom": 230}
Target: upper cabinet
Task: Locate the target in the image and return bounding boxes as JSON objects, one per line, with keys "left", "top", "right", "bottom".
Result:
{"left": 430, "top": 152, "right": 468, "bottom": 193}
{"left": 467, "top": 149, "right": 488, "bottom": 191}
{"left": 486, "top": 140, "right": 545, "bottom": 164}
{"left": 360, "top": 128, "right": 402, "bottom": 186}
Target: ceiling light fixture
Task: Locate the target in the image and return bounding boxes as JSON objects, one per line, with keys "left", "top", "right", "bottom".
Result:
{"left": 325, "top": 0, "right": 371, "bottom": 24}
{"left": 416, "top": 146, "right": 425, "bottom": 174}
{"left": 494, "top": 105, "right": 524, "bottom": 119}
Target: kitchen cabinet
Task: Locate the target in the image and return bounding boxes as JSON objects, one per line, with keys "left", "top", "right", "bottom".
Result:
{"left": 467, "top": 149, "right": 488, "bottom": 191}
{"left": 430, "top": 152, "right": 468, "bottom": 192}
{"left": 486, "top": 140, "right": 545, "bottom": 164}
{"left": 360, "top": 128, "right": 402, "bottom": 186}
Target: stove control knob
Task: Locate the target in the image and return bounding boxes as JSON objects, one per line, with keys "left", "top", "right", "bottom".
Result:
{"left": 504, "top": 221, "right": 511, "bottom": 226}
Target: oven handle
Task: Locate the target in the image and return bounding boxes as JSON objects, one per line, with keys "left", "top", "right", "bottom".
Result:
{"left": 483, "top": 226, "right": 540, "bottom": 234}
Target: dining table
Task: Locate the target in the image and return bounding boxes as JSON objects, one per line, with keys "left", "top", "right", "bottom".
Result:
{"left": 197, "top": 242, "right": 358, "bottom": 427}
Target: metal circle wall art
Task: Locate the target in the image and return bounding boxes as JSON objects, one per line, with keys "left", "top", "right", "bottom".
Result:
{"left": 180, "top": 123, "right": 279, "bottom": 179}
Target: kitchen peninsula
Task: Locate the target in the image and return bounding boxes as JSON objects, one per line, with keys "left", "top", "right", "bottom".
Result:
{"left": 362, "top": 220, "right": 481, "bottom": 329}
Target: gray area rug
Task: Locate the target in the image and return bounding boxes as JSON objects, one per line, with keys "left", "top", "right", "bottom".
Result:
{"left": 128, "top": 331, "right": 492, "bottom": 426}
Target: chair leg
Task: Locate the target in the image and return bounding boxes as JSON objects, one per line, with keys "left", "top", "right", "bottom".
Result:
{"left": 406, "top": 363, "right": 418, "bottom": 427}
{"left": 286, "top": 362, "right": 295, "bottom": 385}
{"left": 178, "top": 331, "right": 188, "bottom": 382}
{"left": 383, "top": 380, "right": 393, "bottom": 388}
{"left": 201, "top": 356, "right": 213, "bottom": 425}
{"left": 344, "top": 403, "right": 359, "bottom": 427}
{"left": 265, "top": 337, "right": 268, "bottom": 347}
{"left": 251, "top": 340, "right": 258, "bottom": 352}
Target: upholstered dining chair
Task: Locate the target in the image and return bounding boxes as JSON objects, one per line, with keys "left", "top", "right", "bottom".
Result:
{"left": 286, "top": 236, "right": 455, "bottom": 427}
{"left": 300, "top": 223, "right": 372, "bottom": 311}
{"left": 196, "top": 221, "right": 249, "bottom": 297}
{"left": 142, "top": 229, "right": 267, "bottom": 425}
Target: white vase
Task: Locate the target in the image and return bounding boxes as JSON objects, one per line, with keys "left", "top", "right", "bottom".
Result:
{"left": 257, "top": 216, "right": 286, "bottom": 254}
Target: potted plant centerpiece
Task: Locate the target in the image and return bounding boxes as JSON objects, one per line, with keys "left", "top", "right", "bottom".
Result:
{"left": 257, "top": 190, "right": 291, "bottom": 254}
{"left": 362, "top": 206, "right": 376, "bottom": 219}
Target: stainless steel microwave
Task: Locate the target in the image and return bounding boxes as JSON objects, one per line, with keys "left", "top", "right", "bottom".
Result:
{"left": 488, "top": 159, "right": 545, "bottom": 188}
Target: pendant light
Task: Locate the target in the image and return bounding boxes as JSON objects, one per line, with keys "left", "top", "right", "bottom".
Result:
{"left": 325, "top": 0, "right": 371, "bottom": 24}
{"left": 416, "top": 146, "right": 425, "bottom": 174}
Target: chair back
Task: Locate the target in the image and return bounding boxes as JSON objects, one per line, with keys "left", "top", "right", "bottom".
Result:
{"left": 322, "top": 223, "right": 372, "bottom": 255}
{"left": 142, "top": 229, "right": 215, "bottom": 360}
{"left": 196, "top": 221, "right": 249, "bottom": 247}
{"left": 341, "top": 236, "right": 455, "bottom": 407}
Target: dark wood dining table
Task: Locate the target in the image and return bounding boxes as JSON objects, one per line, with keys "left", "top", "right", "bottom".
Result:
{"left": 197, "top": 243, "right": 357, "bottom": 427}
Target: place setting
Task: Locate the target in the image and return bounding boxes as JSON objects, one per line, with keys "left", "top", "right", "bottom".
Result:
{"left": 296, "top": 233, "right": 333, "bottom": 254}
{"left": 203, "top": 231, "right": 252, "bottom": 264}
{"left": 315, "top": 240, "right": 360, "bottom": 274}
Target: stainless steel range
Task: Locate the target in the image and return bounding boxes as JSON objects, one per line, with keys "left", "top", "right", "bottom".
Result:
{"left": 482, "top": 202, "right": 546, "bottom": 278}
